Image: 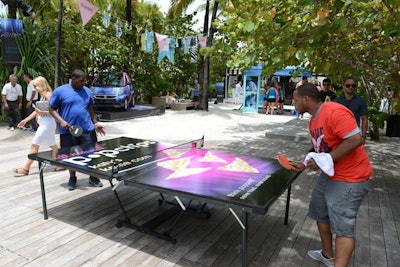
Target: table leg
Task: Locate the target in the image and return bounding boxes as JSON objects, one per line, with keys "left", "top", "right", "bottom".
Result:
{"left": 38, "top": 161, "right": 48, "bottom": 220}
{"left": 242, "top": 211, "right": 248, "bottom": 267}
{"left": 109, "top": 179, "right": 130, "bottom": 223}
{"left": 284, "top": 184, "right": 292, "bottom": 225}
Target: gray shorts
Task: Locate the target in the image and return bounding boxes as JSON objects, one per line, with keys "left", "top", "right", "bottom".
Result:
{"left": 308, "top": 173, "right": 369, "bottom": 237}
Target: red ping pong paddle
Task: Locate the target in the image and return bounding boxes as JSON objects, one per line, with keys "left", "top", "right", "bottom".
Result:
{"left": 277, "top": 153, "right": 292, "bottom": 170}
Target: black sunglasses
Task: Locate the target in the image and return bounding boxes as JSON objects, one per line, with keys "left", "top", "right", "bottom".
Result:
{"left": 345, "top": 84, "right": 357, "bottom": 88}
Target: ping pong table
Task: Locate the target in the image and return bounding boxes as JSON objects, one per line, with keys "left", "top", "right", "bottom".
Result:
{"left": 29, "top": 136, "right": 301, "bottom": 267}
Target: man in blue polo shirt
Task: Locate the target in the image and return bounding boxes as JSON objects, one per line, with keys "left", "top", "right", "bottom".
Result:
{"left": 49, "top": 69, "right": 106, "bottom": 190}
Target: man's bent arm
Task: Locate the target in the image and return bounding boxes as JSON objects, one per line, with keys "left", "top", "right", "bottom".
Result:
{"left": 329, "top": 134, "right": 363, "bottom": 161}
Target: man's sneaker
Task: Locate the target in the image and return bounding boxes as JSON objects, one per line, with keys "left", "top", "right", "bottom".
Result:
{"left": 67, "top": 176, "right": 77, "bottom": 191}
{"left": 10, "top": 126, "right": 15, "bottom": 131}
{"left": 20, "top": 126, "right": 27, "bottom": 130}
{"left": 307, "top": 249, "right": 334, "bottom": 267}
{"left": 89, "top": 176, "right": 103, "bottom": 187}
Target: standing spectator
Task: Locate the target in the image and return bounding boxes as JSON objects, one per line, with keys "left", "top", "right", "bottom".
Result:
{"left": 24, "top": 73, "right": 38, "bottom": 132}
{"left": 191, "top": 79, "right": 200, "bottom": 110}
{"left": 320, "top": 78, "right": 336, "bottom": 102}
{"left": 49, "top": 69, "right": 106, "bottom": 191}
{"left": 13, "top": 76, "right": 59, "bottom": 175}
{"left": 264, "top": 82, "right": 279, "bottom": 115}
{"left": 234, "top": 79, "right": 242, "bottom": 105}
{"left": 290, "top": 83, "right": 373, "bottom": 267}
{"left": 296, "top": 76, "right": 308, "bottom": 89}
{"left": 276, "top": 82, "right": 285, "bottom": 115}
{"left": 1, "top": 74, "right": 23, "bottom": 131}
{"left": 312, "top": 79, "right": 322, "bottom": 91}
{"left": 334, "top": 77, "right": 369, "bottom": 142}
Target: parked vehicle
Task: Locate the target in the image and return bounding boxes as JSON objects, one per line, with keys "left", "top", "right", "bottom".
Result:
{"left": 90, "top": 72, "right": 134, "bottom": 111}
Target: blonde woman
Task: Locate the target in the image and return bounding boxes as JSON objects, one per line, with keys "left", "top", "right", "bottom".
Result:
{"left": 13, "top": 76, "right": 58, "bottom": 175}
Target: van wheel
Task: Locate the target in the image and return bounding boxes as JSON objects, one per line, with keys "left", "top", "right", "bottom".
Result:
{"left": 123, "top": 99, "right": 128, "bottom": 111}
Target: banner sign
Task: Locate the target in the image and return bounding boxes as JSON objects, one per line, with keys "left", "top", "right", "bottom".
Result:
{"left": 1, "top": 18, "right": 23, "bottom": 65}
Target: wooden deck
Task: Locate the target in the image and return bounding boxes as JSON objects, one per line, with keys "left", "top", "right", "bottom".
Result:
{"left": 1, "top": 130, "right": 399, "bottom": 267}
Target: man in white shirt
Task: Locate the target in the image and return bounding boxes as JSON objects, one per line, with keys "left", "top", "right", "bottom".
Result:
{"left": 24, "top": 73, "right": 38, "bottom": 131}
{"left": 2, "top": 74, "right": 23, "bottom": 131}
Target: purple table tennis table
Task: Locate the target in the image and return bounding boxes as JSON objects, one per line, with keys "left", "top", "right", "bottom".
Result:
{"left": 29, "top": 136, "right": 301, "bottom": 266}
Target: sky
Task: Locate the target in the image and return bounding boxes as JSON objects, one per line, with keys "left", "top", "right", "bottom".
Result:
{"left": 146, "top": 0, "right": 204, "bottom": 32}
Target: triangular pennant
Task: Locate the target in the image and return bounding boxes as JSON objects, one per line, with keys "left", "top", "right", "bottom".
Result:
{"left": 155, "top": 33, "right": 169, "bottom": 51}
{"left": 78, "top": 0, "right": 98, "bottom": 26}
{"left": 198, "top": 36, "right": 207, "bottom": 48}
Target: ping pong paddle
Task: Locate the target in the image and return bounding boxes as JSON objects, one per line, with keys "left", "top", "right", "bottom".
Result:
{"left": 277, "top": 153, "right": 292, "bottom": 170}
{"left": 70, "top": 125, "right": 83, "bottom": 137}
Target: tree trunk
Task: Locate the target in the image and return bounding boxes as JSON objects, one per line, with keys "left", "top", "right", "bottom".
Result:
{"left": 7, "top": 0, "right": 18, "bottom": 19}
{"left": 369, "top": 121, "right": 380, "bottom": 140}
{"left": 200, "top": 1, "right": 218, "bottom": 111}
{"left": 55, "top": 0, "right": 63, "bottom": 87}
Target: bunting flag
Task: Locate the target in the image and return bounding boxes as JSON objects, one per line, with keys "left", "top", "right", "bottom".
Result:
{"left": 198, "top": 36, "right": 207, "bottom": 48}
{"left": 140, "top": 33, "right": 145, "bottom": 51}
{"left": 102, "top": 4, "right": 111, "bottom": 28}
{"left": 155, "top": 32, "right": 169, "bottom": 50}
{"left": 190, "top": 37, "right": 198, "bottom": 63}
{"left": 158, "top": 37, "right": 176, "bottom": 64}
{"left": 78, "top": 0, "right": 98, "bottom": 26}
{"left": 183, "top": 37, "right": 190, "bottom": 54}
{"left": 144, "top": 29, "right": 154, "bottom": 53}
{"left": 102, "top": 11, "right": 111, "bottom": 28}
{"left": 116, "top": 18, "right": 122, "bottom": 38}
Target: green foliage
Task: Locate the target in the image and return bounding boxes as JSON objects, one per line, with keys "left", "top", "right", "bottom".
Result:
{"left": 214, "top": 1, "right": 399, "bottom": 96}
{"left": 368, "top": 106, "right": 391, "bottom": 129}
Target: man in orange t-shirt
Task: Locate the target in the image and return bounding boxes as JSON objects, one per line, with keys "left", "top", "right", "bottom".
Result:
{"left": 291, "top": 82, "right": 373, "bottom": 267}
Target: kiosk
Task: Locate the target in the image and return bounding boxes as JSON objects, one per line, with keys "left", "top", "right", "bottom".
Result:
{"left": 242, "top": 64, "right": 263, "bottom": 113}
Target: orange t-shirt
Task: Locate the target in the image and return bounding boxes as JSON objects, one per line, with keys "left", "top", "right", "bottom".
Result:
{"left": 309, "top": 102, "right": 373, "bottom": 182}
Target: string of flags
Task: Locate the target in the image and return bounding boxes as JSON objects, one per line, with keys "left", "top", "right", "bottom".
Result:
{"left": 78, "top": 0, "right": 207, "bottom": 65}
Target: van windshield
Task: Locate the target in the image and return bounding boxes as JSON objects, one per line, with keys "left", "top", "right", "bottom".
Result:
{"left": 93, "top": 72, "right": 123, "bottom": 87}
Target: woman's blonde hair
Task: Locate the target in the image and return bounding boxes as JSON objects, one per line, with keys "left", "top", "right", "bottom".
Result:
{"left": 32, "top": 76, "right": 52, "bottom": 94}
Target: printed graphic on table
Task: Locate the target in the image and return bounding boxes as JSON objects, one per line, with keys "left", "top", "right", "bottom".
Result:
{"left": 52, "top": 137, "right": 290, "bottom": 210}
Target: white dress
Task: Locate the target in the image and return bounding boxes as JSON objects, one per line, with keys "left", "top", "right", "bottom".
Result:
{"left": 32, "top": 99, "right": 57, "bottom": 146}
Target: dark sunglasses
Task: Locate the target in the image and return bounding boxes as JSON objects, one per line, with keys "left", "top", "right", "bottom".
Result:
{"left": 345, "top": 84, "right": 357, "bottom": 88}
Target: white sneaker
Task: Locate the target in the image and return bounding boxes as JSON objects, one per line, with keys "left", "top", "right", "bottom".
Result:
{"left": 307, "top": 249, "right": 334, "bottom": 267}
{"left": 10, "top": 126, "right": 15, "bottom": 131}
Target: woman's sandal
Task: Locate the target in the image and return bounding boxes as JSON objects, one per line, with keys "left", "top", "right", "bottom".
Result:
{"left": 12, "top": 168, "right": 29, "bottom": 175}
{"left": 53, "top": 166, "right": 66, "bottom": 172}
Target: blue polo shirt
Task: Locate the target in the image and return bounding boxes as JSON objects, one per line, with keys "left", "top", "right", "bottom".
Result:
{"left": 50, "top": 84, "right": 95, "bottom": 134}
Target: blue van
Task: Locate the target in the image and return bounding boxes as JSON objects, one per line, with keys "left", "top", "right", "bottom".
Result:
{"left": 90, "top": 72, "right": 134, "bottom": 111}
